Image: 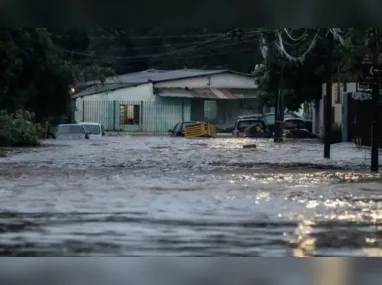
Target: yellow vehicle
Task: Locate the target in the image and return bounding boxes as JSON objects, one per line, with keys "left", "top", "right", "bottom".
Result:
{"left": 184, "top": 122, "right": 217, "bottom": 138}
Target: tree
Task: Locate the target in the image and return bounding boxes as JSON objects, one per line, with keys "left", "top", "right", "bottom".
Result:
{"left": 253, "top": 28, "right": 369, "bottom": 110}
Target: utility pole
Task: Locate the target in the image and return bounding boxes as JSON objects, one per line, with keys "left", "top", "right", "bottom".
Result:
{"left": 371, "top": 27, "right": 380, "bottom": 172}
{"left": 278, "top": 62, "right": 285, "bottom": 142}
{"left": 274, "top": 61, "right": 284, "bottom": 143}
{"left": 324, "top": 32, "right": 334, "bottom": 158}
{"left": 274, "top": 80, "right": 280, "bottom": 142}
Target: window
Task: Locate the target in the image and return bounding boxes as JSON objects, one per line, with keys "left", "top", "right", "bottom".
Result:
{"left": 120, "top": 104, "right": 140, "bottom": 125}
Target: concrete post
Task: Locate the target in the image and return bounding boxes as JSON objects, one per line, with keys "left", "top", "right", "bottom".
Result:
{"left": 341, "top": 92, "right": 349, "bottom": 142}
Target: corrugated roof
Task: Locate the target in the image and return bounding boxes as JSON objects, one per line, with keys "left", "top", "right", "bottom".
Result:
{"left": 84, "top": 69, "right": 251, "bottom": 85}
{"left": 156, "top": 88, "right": 258, "bottom": 99}
{"left": 71, "top": 83, "right": 137, "bottom": 99}
{"left": 72, "top": 68, "right": 253, "bottom": 98}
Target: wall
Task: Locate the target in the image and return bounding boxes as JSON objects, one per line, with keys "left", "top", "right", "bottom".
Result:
{"left": 73, "top": 83, "right": 154, "bottom": 125}
{"left": 154, "top": 73, "right": 256, "bottom": 89}
{"left": 76, "top": 96, "right": 191, "bottom": 132}
{"left": 317, "top": 82, "right": 357, "bottom": 137}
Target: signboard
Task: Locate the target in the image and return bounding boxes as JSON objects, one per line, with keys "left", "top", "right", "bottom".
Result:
{"left": 357, "top": 54, "right": 382, "bottom": 92}
{"left": 352, "top": 92, "right": 372, "bottom": 101}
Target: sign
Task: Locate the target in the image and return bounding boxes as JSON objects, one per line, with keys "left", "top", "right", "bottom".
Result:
{"left": 357, "top": 54, "right": 382, "bottom": 92}
{"left": 352, "top": 92, "right": 372, "bottom": 101}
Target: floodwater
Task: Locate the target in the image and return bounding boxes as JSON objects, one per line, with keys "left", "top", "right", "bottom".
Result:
{"left": 1, "top": 136, "right": 382, "bottom": 256}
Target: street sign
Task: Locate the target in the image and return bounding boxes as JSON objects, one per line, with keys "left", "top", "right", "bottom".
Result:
{"left": 357, "top": 54, "right": 382, "bottom": 92}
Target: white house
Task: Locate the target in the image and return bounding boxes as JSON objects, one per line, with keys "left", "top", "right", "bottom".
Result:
{"left": 313, "top": 82, "right": 374, "bottom": 141}
{"left": 72, "top": 69, "right": 262, "bottom": 132}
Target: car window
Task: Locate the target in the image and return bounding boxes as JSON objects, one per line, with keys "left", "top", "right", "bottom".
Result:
{"left": 263, "top": 115, "right": 275, "bottom": 125}
{"left": 284, "top": 120, "right": 307, "bottom": 130}
{"left": 56, "top": 125, "right": 85, "bottom": 135}
{"left": 173, "top": 123, "right": 181, "bottom": 133}
{"left": 237, "top": 120, "right": 266, "bottom": 132}
{"left": 81, "top": 124, "right": 101, "bottom": 135}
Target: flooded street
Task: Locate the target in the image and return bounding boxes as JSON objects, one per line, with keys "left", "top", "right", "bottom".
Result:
{"left": 1, "top": 136, "right": 382, "bottom": 256}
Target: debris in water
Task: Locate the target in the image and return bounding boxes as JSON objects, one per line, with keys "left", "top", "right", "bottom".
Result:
{"left": 243, "top": 144, "right": 257, "bottom": 149}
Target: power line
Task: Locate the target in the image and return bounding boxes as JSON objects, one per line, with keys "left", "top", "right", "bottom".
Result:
{"left": 75, "top": 32, "right": 260, "bottom": 53}
{"left": 84, "top": 48, "right": 257, "bottom": 69}
{"left": 61, "top": 33, "right": 260, "bottom": 60}
{"left": 52, "top": 29, "right": 259, "bottom": 40}
{"left": 52, "top": 32, "right": 224, "bottom": 40}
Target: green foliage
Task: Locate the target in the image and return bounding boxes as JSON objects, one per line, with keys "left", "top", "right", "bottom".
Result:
{"left": 254, "top": 28, "right": 376, "bottom": 111}
{"left": 0, "top": 110, "right": 42, "bottom": 147}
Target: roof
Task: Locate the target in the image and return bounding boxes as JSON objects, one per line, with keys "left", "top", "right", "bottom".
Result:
{"left": 72, "top": 68, "right": 253, "bottom": 98}
{"left": 155, "top": 88, "right": 257, "bottom": 99}
{"left": 86, "top": 68, "right": 252, "bottom": 85}
{"left": 71, "top": 83, "right": 137, "bottom": 99}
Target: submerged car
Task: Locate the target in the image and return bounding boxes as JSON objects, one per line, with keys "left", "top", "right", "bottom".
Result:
{"left": 238, "top": 113, "right": 263, "bottom": 120}
{"left": 54, "top": 124, "right": 89, "bottom": 140}
{"left": 282, "top": 118, "right": 316, "bottom": 138}
{"left": 262, "top": 112, "right": 313, "bottom": 134}
{"left": 168, "top": 121, "right": 200, "bottom": 137}
{"left": 232, "top": 118, "right": 271, "bottom": 138}
{"left": 79, "top": 122, "right": 106, "bottom": 138}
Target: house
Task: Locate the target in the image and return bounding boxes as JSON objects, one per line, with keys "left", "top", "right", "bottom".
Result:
{"left": 72, "top": 69, "right": 263, "bottom": 132}
{"left": 313, "top": 82, "right": 378, "bottom": 142}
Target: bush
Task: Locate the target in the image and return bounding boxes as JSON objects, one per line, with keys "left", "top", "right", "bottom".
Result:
{"left": 321, "top": 123, "right": 342, "bottom": 144}
{"left": 0, "top": 110, "right": 42, "bottom": 147}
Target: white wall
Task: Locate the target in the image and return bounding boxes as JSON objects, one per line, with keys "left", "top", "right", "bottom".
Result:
{"left": 317, "top": 82, "right": 357, "bottom": 137}
{"left": 154, "top": 73, "right": 256, "bottom": 89}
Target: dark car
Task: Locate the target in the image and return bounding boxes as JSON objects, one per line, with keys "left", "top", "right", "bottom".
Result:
{"left": 232, "top": 118, "right": 271, "bottom": 138}
{"left": 262, "top": 112, "right": 313, "bottom": 134}
{"left": 168, "top": 121, "right": 200, "bottom": 137}
{"left": 54, "top": 124, "right": 89, "bottom": 140}
{"left": 282, "top": 118, "right": 316, "bottom": 138}
{"left": 238, "top": 113, "right": 263, "bottom": 120}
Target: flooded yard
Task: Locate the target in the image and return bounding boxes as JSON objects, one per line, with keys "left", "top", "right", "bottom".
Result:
{"left": 1, "top": 136, "right": 382, "bottom": 256}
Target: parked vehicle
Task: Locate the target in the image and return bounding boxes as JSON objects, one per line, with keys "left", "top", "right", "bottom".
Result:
{"left": 232, "top": 118, "right": 271, "bottom": 138}
{"left": 168, "top": 121, "right": 200, "bottom": 137}
{"left": 282, "top": 118, "right": 316, "bottom": 138}
{"left": 54, "top": 124, "right": 89, "bottom": 140}
{"left": 262, "top": 112, "right": 313, "bottom": 134}
{"left": 79, "top": 122, "right": 106, "bottom": 138}
{"left": 238, "top": 113, "right": 263, "bottom": 120}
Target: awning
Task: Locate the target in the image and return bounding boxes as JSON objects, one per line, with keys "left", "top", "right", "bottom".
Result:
{"left": 155, "top": 88, "right": 257, "bottom": 99}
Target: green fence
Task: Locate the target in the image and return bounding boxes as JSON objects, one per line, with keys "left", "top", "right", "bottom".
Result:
{"left": 80, "top": 100, "right": 261, "bottom": 133}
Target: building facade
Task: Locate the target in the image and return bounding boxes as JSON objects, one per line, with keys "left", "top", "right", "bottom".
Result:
{"left": 72, "top": 69, "right": 262, "bottom": 132}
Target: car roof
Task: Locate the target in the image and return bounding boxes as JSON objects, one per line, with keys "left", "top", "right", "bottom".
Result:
{"left": 79, "top": 122, "right": 101, "bottom": 125}
{"left": 237, "top": 118, "right": 265, "bottom": 122}
{"left": 239, "top": 113, "right": 262, "bottom": 116}
{"left": 284, "top": 118, "right": 305, "bottom": 121}
{"left": 57, "top": 124, "right": 83, "bottom": 127}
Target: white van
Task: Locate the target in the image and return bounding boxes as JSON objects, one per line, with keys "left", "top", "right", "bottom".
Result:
{"left": 78, "top": 122, "right": 106, "bottom": 138}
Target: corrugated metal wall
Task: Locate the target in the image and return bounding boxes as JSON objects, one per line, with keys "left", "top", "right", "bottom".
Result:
{"left": 82, "top": 98, "right": 192, "bottom": 132}
{"left": 82, "top": 98, "right": 262, "bottom": 133}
